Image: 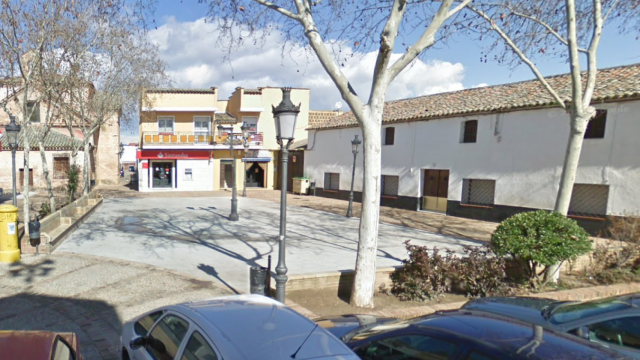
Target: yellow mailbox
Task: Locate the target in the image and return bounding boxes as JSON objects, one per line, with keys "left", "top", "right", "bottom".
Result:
{"left": 0, "top": 204, "right": 20, "bottom": 263}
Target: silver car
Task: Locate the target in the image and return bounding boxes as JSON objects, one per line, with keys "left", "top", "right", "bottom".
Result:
{"left": 121, "top": 294, "right": 359, "bottom": 360}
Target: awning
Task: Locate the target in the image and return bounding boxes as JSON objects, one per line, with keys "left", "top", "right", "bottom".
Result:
{"left": 242, "top": 158, "right": 271, "bottom": 162}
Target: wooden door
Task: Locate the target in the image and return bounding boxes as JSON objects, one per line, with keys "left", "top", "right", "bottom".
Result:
{"left": 422, "top": 169, "right": 449, "bottom": 212}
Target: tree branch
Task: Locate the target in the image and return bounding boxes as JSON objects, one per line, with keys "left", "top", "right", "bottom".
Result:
{"left": 252, "top": 0, "right": 301, "bottom": 20}
{"left": 582, "top": 0, "right": 604, "bottom": 107}
{"left": 287, "top": 0, "right": 366, "bottom": 121}
{"left": 467, "top": 4, "right": 567, "bottom": 110}
{"left": 369, "top": 0, "right": 407, "bottom": 105}
{"left": 507, "top": 7, "right": 587, "bottom": 52}
{"left": 565, "top": 0, "right": 584, "bottom": 113}
{"left": 386, "top": 0, "right": 469, "bottom": 83}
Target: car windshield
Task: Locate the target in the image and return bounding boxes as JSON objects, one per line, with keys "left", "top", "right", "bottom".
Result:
{"left": 549, "top": 297, "right": 631, "bottom": 324}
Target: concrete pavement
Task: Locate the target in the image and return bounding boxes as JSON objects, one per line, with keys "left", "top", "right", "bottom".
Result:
{"left": 56, "top": 196, "right": 481, "bottom": 294}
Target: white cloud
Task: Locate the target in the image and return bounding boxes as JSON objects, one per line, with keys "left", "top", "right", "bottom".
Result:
{"left": 472, "top": 83, "right": 489, "bottom": 88}
{"left": 148, "top": 17, "right": 468, "bottom": 110}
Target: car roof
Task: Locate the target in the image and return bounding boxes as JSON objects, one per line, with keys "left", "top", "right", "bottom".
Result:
{"left": 0, "top": 331, "right": 75, "bottom": 360}
{"left": 176, "top": 295, "right": 357, "bottom": 360}
{"left": 413, "top": 311, "right": 628, "bottom": 360}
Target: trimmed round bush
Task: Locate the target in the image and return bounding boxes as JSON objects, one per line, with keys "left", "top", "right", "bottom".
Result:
{"left": 491, "top": 210, "right": 592, "bottom": 285}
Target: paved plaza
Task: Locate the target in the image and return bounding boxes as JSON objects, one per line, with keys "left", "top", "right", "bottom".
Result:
{"left": 56, "top": 196, "right": 481, "bottom": 293}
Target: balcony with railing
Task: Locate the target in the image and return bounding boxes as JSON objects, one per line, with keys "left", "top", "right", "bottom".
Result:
{"left": 142, "top": 131, "right": 264, "bottom": 147}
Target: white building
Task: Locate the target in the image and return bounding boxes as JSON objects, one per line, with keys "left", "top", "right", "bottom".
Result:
{"left": 304, "top": 63, "right": 640, "bottom": 234}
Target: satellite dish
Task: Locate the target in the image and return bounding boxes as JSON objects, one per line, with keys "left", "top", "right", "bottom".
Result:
{"left": 334, "top": 101, "right": 343, "bottom": 110}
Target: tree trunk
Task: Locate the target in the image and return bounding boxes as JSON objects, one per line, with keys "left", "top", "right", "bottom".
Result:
{"left": 350, "top": 110, "right": 383, "bottom": 308}
{"left": 38, "top": 140, "right": 56, "bottom": 214}
{"left": 547, "top": 112, "right": 590, "bottom": 282}
{"left": 83, "top": 141, "right": 91, "bottom": 195}
{"left": 22, "top": 128, "right": 30, "bottom": 233}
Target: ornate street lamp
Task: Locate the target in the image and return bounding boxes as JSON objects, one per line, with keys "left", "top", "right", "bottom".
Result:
{"left": 5, "top": 116, "right": 21, "bottom": 207}
{"left": 272, "top": 87, "right": 300, "bottom": 303}
{"left": 241, "top": 122, "right": 251, "bottom": 197}
{"left": 346, "top": 134, "right": 361, "bottom": 217}
{"left": 218, "top": 124, "right": 239, "bottom": 221}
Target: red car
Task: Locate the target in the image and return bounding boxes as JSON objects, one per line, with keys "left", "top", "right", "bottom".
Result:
{"left": 0, "top": 331, "right": 83, "bottom": 360}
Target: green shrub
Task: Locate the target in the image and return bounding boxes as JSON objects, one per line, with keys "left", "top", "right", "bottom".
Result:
{"left": 454, "top": 245, "right": 507, "bottom": 298}
{"left": 67, "top": 165, "right": 80, "bottom": 202}
{"left": 491, "top": 210, "right": 592, "bottom": 286}
{"left": 388, "top": 241, "right": 454, "bottom": 301}
{"left": 39, "top": 202, "right": 51, "bottom": 218}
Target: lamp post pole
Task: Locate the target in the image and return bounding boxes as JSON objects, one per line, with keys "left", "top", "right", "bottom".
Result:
{"left": 241, "top": 123, "right": 251, "bottom": 197}
{"left": 272, "top": 87, "right": 300, "bottom": 303}
{"left": 346, "top": 135, "right": 361, "bottom": 218}
{"left": 219, "top": 125, "right": 239, "bottom": 221}
{"left": 5, "top": 116, "right": 21, "bottom": 207}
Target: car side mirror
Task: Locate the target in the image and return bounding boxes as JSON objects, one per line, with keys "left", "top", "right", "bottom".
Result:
{"left": 130, "top": 336, "right": 148, "bottom": 350}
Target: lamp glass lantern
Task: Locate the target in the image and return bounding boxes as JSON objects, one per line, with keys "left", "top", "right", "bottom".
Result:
{"left": 241, "top": 122, "right": 251, "bottom": 140}
{"left": 272, "top": 87, "right": 300, "bottom": 142}
{"left": 351, "top": 135, "right": 361, "bottom": 154}
{"left": 6, "top": 116, "right": 21, "bottom": 147}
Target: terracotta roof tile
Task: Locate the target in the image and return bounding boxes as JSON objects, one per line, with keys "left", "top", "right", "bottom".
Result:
{"left": 215, "top": 112, "right": 237, "bottom": 124}
{"left": 1, "top": 125, "right": 83, "bottom": 150}
{"left": 146, "top": 87, "right": 217, "bottom": 94}
{"left": 310, "top": 63, "right": 640, "bottom": 130}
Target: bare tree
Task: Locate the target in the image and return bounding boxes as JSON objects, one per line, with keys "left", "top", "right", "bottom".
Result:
{"left": 201, "top": 0, "right": 473, "bottom": 307}
{"left": 0, "top": 0, "right": 164, "bottom": 221}
{"left": 465, "top": 0, "right": 638, "bottom": 281}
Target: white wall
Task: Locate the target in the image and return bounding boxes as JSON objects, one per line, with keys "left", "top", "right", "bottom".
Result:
{"left": 305, "top": 100, "right": 640, "bottom": 216}
{"left": 120, "top": 145, "right": 137, "bottom": 163}
{"left": 176, "top": 159, "right": 214, "bottom": 191}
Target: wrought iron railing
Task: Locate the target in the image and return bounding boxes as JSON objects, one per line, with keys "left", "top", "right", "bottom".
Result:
{"left": 142, "top": 131, "right": 265, "bottom": 146}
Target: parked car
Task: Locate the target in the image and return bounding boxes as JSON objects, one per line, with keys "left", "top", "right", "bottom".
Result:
{"left": 315, "top": 310, "right": 631, "bottom": 360}
{"left": 129, "top": 165, "right": 135, "bottom": 172}
{"left": 462, "top": 293, "right": 640, "bottom": 358}
{"left": 121, "top": 294, "right": 359, "bottom": 360}
{"left": 0, "top": 330, "right": 83, "bottom": 360}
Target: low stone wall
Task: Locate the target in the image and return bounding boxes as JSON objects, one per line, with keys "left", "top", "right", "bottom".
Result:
{"left": 283, "top": 267, "right": 398, "bottom": 295}
{"left": 19, "top": 191, "right": 102, "bottom": 254}
{"left": 561, "top": 237, "right": 626, "bottom": 275}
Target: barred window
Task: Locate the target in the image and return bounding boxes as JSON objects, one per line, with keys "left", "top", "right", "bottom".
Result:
{"left": 462, "top": 120, "right": 478, "bottom": 143}
{"left": 324, "top": 172, "right": 340, "bottom": 191}
{"left": 569, "top": 184, "right": 609, "bottom": 217}
{"left": 381, "top": 175, "right": 399, "bottom": 197}
{"left": 461, "top": 179, "right": 495, "bottom": 206}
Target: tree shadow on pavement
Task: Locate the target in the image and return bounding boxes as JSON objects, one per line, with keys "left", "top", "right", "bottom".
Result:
{"left": 7, "top": 259, "right": 55, "bottom": 284}
{"left": 0, "top": 292, "right": 122, "bottom": 360}
{"left": 197, "top": 263, "right": 240, "bottom": 295}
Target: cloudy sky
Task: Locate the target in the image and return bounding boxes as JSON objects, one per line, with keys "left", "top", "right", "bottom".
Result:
{"left": 121, "top": 1, "right": 640, "bottom": 143}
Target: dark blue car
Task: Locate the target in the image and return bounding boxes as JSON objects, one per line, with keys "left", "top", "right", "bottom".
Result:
{"left": 316, "top": 310, "right": 631, "bottom": 360}
{"left": 462, "top": 293, "right": 640, "bottom": 359}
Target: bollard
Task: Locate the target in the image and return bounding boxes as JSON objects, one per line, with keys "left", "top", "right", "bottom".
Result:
{"left": 249, "top": 266, "right": 268, "bottom": 296}
{"left": 0, "top": 205, "right": 20, "bottom": 263}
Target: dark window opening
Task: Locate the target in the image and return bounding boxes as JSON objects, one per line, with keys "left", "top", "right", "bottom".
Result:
{"left": 463, "top": 120, "right": 477, "bottom": 143}
{"left": 585, "top": 110, "right": 607, "bottom": 139}
{"left": 384, "top": 127, "right": 395, "bottom": 145}
{"left": 26, "top": 101, "right": 40, "bottom": 123}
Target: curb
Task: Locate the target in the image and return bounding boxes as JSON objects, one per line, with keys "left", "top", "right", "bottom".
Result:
{"left": 294, "top": 282, "right": 640, "bottom": 320}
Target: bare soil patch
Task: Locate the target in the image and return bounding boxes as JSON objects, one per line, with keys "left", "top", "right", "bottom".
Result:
{"left": 287, "top": 287, "right": 467, "bottom": 318}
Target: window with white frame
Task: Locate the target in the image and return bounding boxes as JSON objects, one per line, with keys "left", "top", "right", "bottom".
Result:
{"left": 381, "top": 175, "right": 399, "bottom": 197}
{"left": 324, "top": 172, "right": 340, "bottom": 191}
{"left": 194, "top": 116, "right": 211, "bottom": 134}
{"left": 461, "top": 179, "right": 495, "bottom": 206}
{"left": 569, "top": 184, "right": 609, "bottom": 218}
{"left": 158, "top": 117, "right": 174, "bottom": 134}
{"left": 242, "top": 116, "right": 258, "bottom": 134}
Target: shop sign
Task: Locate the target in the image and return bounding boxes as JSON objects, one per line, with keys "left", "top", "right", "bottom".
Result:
{"left": 137, "top": 150, "right": 211, "bottom": 160}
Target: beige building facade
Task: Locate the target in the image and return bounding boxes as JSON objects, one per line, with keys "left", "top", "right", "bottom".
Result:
{"left": 137, "top": 86, "right": 310, "bottom": 192}
{"left": 0, "top": 82, "right": 120, "bottom": 195}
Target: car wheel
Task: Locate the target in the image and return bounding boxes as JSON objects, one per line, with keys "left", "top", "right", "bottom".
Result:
{"left": 122, "top": 347, "right": 130, "bottom": 360}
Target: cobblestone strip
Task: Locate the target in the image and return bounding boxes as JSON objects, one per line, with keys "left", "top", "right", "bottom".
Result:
{"left": 48, "top": 299, "right": 121, "bottom": 360}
